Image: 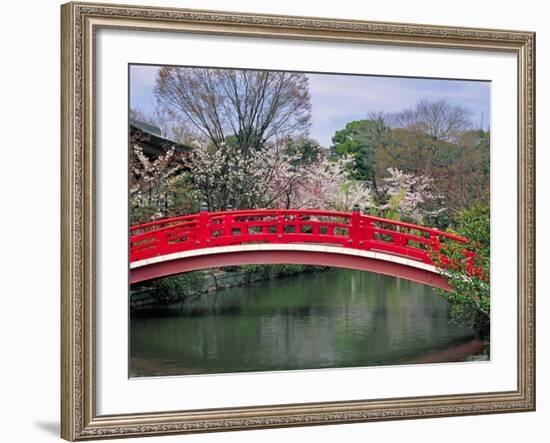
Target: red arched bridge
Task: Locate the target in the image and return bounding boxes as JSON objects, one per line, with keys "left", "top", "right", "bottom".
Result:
{"left": 130, "top": 208, "right": 477, "bottom": 290}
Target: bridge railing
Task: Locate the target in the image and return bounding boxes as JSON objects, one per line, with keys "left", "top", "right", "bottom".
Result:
{"left": 130, "top": 209, "right": 474, "bottom": 270}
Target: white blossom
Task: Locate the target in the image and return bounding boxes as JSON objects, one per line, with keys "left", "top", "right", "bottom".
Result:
{"left": 130, "top": 144, "right": 182, "bottom": 220}
{"left": 273, "top": 154, "right": 372, "bottom": 211}
{"left": 378, "top": 167, "right": 444, "bottom": 221}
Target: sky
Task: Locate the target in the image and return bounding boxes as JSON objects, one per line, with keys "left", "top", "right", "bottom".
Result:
{"left": 130, "top": 65, "right": 490, "bottom": 148}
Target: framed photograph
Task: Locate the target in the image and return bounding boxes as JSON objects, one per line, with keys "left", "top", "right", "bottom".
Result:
{"left": 61, "top": 1, "right": 536, "bottom": 440}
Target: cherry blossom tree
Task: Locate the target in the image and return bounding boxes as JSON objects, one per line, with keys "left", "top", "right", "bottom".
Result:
{"left": 130, "top": 144, "right": 183, "bottom": 222}
{"left": 272, "top": 155, "right": 372, "bottom": 211}
{"left": 378, "top": 167, "right": 444, "bottom": 222}
{"left": 187, "top": 140, "right": 290, "bottom": 211}
{"left": 131, "top": 140, "right": 439, "bottom": 227}
{"left": 186, "top": 139, "right": 373, "bottom": 213}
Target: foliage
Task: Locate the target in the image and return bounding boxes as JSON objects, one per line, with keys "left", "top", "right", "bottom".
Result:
{"left": 439, "top": 130, "right": 490, "bottom": 214}
{"left": 375, "top": 127, "right": 459, "bottom": 177}
{"left": 242, "top": 264, "right": 326, "bottom": 281}
{"left": 150, "top": 272, "right": 207, "bottom": 304}
{"left": 330, "top": 118, "right": 388, "bottom": 186}
{"left": 284, "top": 137, "right": 322, "bottom": 166}
{"left": 434, "top": 203, "right": 490, "bottom": 338}
{"left": 168, "top": 173, "right": 202, "bottom": 216}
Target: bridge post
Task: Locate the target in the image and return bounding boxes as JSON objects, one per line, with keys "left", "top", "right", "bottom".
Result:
{"left": 155, "top": 230, "right": 167, "bottom": 256}
{"left": 222, "top": 206, "right": 233, "bottom": 238}
{"left": 350, "top": 204, "right": 361, "bottom": 247}
{"left": 276, "top": 212, "right": 284, "bottom": 239}
{"left": 362, "top": 206, "right": 374, "bottom": 245}
{"left": 463, "top": 250, "right": 475, "bottom": 275}
{"left": 430, "top": 235, "right": 440, "bottom": 251}
{"left": 197, "top": 205, "right": 210, "bottom": 246}
{"left": 428, "top": 234, "right": 441, "bottom": 265}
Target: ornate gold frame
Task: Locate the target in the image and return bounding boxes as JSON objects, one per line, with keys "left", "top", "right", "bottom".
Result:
{"left": 61, "top": 2, "right": 536, "bottom": 440}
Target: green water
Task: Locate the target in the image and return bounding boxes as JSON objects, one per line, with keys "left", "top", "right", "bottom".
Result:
{"left": 130, "top": 269, "right": 480, "bottom": 377}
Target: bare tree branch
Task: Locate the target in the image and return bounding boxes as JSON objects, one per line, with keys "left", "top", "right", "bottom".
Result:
{"left": 154, "top": 67, "right": 312, "bottom": 152}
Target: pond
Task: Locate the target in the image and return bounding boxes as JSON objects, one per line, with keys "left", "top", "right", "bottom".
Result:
{"left": 130, "top": 268, "right": 486, "bottom": 377}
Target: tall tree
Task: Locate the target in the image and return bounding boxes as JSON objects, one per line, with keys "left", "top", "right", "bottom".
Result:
{"left": 437, "top": 129, "right": 490, "bottom": 215}
{"left": 330, "top": 118, "right": 389, "bottom": 190}
{"left": 284, "top": 137, "right": 322, "bottom": 166}
{"left": 392, "top": 99, "right": 472, "bottom": 142}
{"left": 154, "top": 68, "right": 312, "bottom": 152}
{"left": 374, "top": 127, "right": 459, "bottom": 177}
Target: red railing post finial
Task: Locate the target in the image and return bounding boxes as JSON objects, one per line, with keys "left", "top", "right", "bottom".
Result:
{"left": 362, "top": 206, "right": 374, "bottom": 243}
